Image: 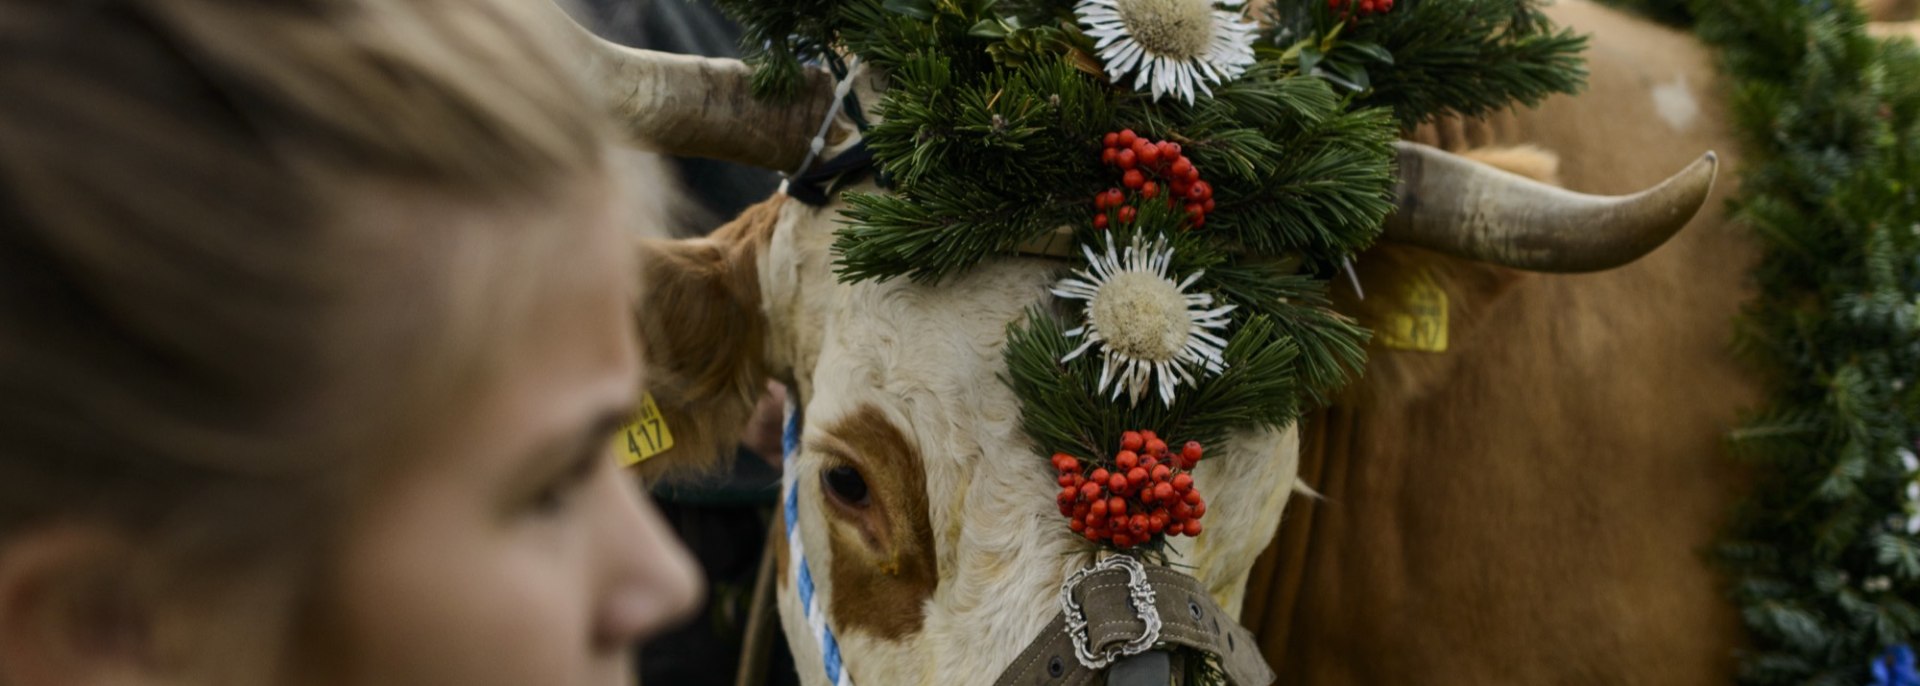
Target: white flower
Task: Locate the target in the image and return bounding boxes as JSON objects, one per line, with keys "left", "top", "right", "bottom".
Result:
{"left": 1903, "top": 448, "right": 1920, "bottom": 534}
{"left": 1075, "top": 0, "right": 1258, "bottom": 104}
{"left": 1053, "top": 232, "right": 1235, "bottom": 406}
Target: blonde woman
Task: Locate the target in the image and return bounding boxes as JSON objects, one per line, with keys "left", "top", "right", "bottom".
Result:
{"left": 0, "top": 1, "right": 700, "bottom": 684}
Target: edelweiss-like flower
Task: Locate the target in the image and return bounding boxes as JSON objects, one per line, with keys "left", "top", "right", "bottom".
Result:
{"left": 1075, "top": 0, "right": 1258, "bottom": 104}
{"left": 1054, "top": 233, "right": 1235, "bottom": 406}
{"left": 1902, "top": 448, "right": 1919, "bottom": 535}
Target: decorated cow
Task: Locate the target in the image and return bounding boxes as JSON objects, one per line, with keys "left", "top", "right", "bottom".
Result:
{"left": 534, "top": 0, "right": 1745, "bottom": 683}
{"left": 1238, "top": 1, "right": 1920, "bottom": 685}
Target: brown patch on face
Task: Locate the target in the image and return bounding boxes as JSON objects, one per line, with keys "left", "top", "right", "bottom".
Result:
{"left": 815, "top": 404, "right": 937, "bottom": 638}
{"left": 631, "top": 195, "right": 783, "bottom": 479}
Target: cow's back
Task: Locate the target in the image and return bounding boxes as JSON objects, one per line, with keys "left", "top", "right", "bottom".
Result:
{"left": 1241, "top": 2, "right": 1763, "bottom": 682}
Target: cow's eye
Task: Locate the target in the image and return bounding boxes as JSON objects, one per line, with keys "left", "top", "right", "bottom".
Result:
{"left": 822, "top": 465, "right": 870, "bottom": 506}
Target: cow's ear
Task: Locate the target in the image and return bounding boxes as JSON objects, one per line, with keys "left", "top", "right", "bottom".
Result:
{"left": 1339, "top": 145, "right": 1560, "bottom": 398}
{"left": 629, "top": 197, "right": 785, "bottom": 478}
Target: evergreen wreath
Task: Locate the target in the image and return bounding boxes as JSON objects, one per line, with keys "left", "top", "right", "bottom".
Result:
{"left": 1596, "top": 1, "right": 1920, "bottom": 683}
{"left": 711, "top": 0, "right": 1586, "bottom": 552}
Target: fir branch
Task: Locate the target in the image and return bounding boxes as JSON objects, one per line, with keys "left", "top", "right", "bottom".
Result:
{"left": 1671, "top": 0, "right": 1920, "bottom": 682}
{"left": 1341, "top": 0, "right": 1590, "bottom": 127}
{"left": 1208, "top": 106, "right": 1398, "bottom": 260}
{"left": 1006, "top": 308, "right": 1302, "bottom": 459}
{"left": 1209, "top": 260, "right": 1370, "bottom": 407}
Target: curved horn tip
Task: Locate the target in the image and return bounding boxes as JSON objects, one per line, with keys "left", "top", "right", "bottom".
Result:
{"left": 1383, "top": 143, "right": 1723, "bottom": 273}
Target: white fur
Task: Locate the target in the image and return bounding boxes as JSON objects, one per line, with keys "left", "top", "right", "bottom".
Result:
{"left": 762, "top": 186, "right": 1303, "bottom": 685}
{"left": 1650, "top": 73, "right": 1700, "bottom": 133}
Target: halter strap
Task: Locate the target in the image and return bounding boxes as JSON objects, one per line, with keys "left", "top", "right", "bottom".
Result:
{"left": 993, "top": 562, "right": 1275, "bottom": 686}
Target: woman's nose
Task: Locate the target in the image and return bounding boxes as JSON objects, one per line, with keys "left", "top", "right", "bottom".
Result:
{"left": 592, "top": 471, "right": 703, "bottom": 650}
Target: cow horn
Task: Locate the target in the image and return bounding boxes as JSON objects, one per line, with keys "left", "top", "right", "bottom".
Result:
{"left": 1383, "top": 141, "right": 1718, "bottom": 273}
{"left": 544, "top": 3, "right": 837, "bottom": 171}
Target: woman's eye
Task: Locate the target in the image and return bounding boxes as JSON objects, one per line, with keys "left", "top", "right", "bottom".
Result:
{"left": 822, "top": 465, "right": 870, "bottom": 506}
{"left": 529, "top": 452, "right": 604, "bottom": 517}
{"left": 529, "top": 482, "right": 576, "bottom": 516}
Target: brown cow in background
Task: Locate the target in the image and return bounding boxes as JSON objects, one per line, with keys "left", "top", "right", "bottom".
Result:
{"left": 1244, "top": 1, "right": 1763, "bottom": 682}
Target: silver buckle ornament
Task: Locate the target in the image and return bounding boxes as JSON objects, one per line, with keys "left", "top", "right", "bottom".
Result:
{"left": 1059, "top": 555, "right": 1162, "bottom": 670}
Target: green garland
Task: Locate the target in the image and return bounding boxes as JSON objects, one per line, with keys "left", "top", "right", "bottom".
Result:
{"left": 1609, "top": 1, "right": 1920, "bottom": 683}
{"left": 714, "top": 0, "right": 1583, "bottom": 562}
{"left": 711, "top": 0, "right": 1583, "bottom": 553}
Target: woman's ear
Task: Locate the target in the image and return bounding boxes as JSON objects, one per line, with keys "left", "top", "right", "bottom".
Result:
{"left": 0, "top": 526, "right": 164, "bottom": 686}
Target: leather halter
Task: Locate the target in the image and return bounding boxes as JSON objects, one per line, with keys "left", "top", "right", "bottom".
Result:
{"left": 993, "top": 556, "right": 1275, "bottom": 686}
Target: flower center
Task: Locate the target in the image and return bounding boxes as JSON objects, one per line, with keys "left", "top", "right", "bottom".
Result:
{"left": 1091, "top": 271, "right": 1192, "bottom": 363}
{"left": 1114, "top": 0, "right": 1216, "bottom": 61}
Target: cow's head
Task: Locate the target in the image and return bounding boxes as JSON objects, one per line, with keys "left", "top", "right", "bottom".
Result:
{"left": 552, "top": 11, "right": 1718, "bottom": 684}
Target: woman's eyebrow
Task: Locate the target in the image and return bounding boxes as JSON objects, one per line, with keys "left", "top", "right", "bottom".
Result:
{"left": 513, "top": 398, "right": 639, "bottom": 485}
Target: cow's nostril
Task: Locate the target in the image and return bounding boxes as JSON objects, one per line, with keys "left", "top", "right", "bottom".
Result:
{"left": 823, "top": 465, "right": 871, "bottom": 506}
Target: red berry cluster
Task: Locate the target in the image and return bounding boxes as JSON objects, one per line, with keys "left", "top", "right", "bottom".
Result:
{"left": 1329, "top": 0, "right": 1393, "bottom": 20}
{"left": 1051, "top": 430, "right": 1209, "bottom": 549}
{"left": 1091, "top": 129, "right": 1216, "bottom": 230}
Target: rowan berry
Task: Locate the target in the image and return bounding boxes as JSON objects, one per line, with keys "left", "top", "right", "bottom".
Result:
{"left": 1137, "top": 141, "right": 1160, "bottom": 166}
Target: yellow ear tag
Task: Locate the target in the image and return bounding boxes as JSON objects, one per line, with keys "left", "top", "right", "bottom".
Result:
{"left": 616, "top": 393, "right": 676, "bottom": 467}
{"left": 1376, "top": 269, "right": 1449, "bottom": 352}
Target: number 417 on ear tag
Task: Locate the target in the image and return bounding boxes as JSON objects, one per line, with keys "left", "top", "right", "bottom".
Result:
{"left": 616, "top": 393, "right": 675, "bottom": 467}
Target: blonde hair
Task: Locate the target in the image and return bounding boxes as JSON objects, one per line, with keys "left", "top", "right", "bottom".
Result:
{"left": 0, "top": 0, "right": 615, "bottom": 679}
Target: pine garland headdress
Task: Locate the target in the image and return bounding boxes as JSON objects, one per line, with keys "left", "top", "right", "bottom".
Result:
{"left": 695, "top": 0, "right": 1590, "bottom": 552}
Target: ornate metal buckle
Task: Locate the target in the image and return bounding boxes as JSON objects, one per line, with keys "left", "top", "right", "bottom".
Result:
{"left": 1059, "top": 555, "right": 1162, "bottom": 670}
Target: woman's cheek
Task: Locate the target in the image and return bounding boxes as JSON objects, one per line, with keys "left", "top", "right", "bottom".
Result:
{"left": 331, "top": 484, "right": 604, "bottom": 686}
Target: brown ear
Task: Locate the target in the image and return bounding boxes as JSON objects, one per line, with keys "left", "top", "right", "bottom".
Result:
{"left": 1338, "top": 145, "right": 1561, "bottom": 400}
{"left": 631, "top": 196, "right": 786, "bottom": 478}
